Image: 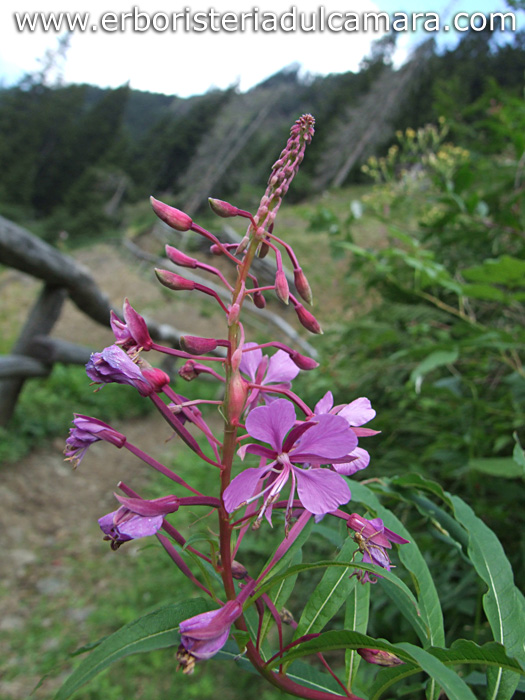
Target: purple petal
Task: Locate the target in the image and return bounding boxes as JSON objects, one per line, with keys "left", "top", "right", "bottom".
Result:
{"left": 363, "top": 548, "right": 391, "bottom": 570}
{"left": 314, "top": 391, "right": 334, "bottom": 415}
{"left": 98, "top": 511, "right": 120, "bottom": 537}
{"left": 291, "top": 414, "right": 357, "bottom": 463}
{"left": 237, "top": 443, "right": 275, "bottom": 461}
{"left": 245, "top": 399, "right": 296, "bottom": 452}
{"left": 223, "top": 466, "right": 272, "bottom": 512}
{"left": 118, "top": 514, "right": 164, "bottom": 538}
{"left": 338, "top": 397, "right": 376, "bottom": 426}
{"left": 332, "top": 447, "right": 370, "bottom": 475}
{"left": 294, "top": 467, "right": 351, "bottom": 514}
{"left": 384, "top": 527, "right": 410, "bottom": 545}
{"left": 239, "top": 343, "right": 263, "bottom": 382}
{"left": 264, "top": 350, "right": 300, "bottom": 385}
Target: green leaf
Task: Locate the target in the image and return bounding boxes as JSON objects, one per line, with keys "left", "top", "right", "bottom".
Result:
{"left": 450, "top": 495, "right": 525, "bottom": 667}
{"left": 465, "top": 457, "right": 525, "bottom": 479}
{"left": 450, "top": 495, "right": 525, "bottom": 699}
{"left": 345, "top": 580, "right": 370, "bottom": 686}
{"left": 294, "top": 538, "right": 358, "bottom": 639}
{"left": 396, "top": 643, "right": 478, "bottom": 700}
{"left": 287, "top": 660, "right": 349, "bottom": 695}
{"left": 410, "top": 348, "right": 459, "bottom": 391}
{"left": 55, "top": 599, "right": 213, "bottom": 700}
{"left": 462, "top": 256, "right": 525, "bottom": 288}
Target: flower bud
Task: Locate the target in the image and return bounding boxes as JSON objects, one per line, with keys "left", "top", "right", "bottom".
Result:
{"left": 357, "top": 648, "right": 404, "bottom": 667}
{"left": 228, "top": 303, "right": 241, "bottom": 326}
{"left": 275, "top": 270, "right": 289, "bottom": 305}
{"left": 258, "top": 241, "right": 270, "bottom": 259}
{"left": 253, "top": 290, "right": 266, "bottom": 309}
{"left": 231, "top": 559, "right": 248, "bottom": 580}
{"left": 289, "top": 351, "right": 319, "bottom": 370}
{"left": 208, "top": 197, "right": 240, "bottom": 218}
{"left": 155, "top": 269, "right": 196, "bottom": 291}
{"left": 210, "top": 244, "right": 223, "bottom": 256}
{"left": 150, "top": 197, "right": 193, "bottom": 231}
{"left": 294, "top": 267, "right": 313, "bottom": 305}
{"left": 165, "top": 245, "right": 198, "bottom": 268}
{"left": 180, "top": 336, "right": 218, "bottom": 355}
{"left": 294, "top": 303, "right": 323, "bottom": 335}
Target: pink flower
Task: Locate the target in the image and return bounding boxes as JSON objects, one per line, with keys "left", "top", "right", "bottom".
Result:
{"left": 99, "top": 494, "right": 180, "bottom": 549}
{"left": 347, "top": 513, "right": 409, "bottom": 583}
{"left": 223, "top": 399, "right": 356, "bottom": 527}
{"left": 177, "top": 600, "right": 243, "bottom": 673}
{"left": 314, "top": 391, "right": 378, "bottom": 475}
{"left": 240, "top": 342, "right": 300, "bottom": 413}
{"left": 64, "top": 414, "right": 126, "bottom": 467}
{"left": 86, "top": 345, "right": 169, "bottom": 396}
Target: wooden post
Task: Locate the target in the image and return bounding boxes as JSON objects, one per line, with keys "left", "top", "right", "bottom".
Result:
{"left": 0, "top": 283, "right": 67, "bottom": 426}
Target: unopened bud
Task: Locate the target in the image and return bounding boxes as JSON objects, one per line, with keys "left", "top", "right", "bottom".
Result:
{"left": 231, "top": 559, "right": 248, "bottom": 580}
{"left": 275, "top": 270, "right": 289, "bottom": 305}
{"left": 231, "top": 348, "right": 243, "bottom": 372}
{"left": 210, "top": 244, "right": 223, "bottom": 256}
{"left": 294, "top": 303, "right": 323, "bottom": 335}
{"left": 289, "top": 351, "right": 319, "bottom": 370}
{"left": 294, "top": 267, "right": 313, "bottom": 305}
{"left": 357, "top": 649, "right": 404, "bottom": 667}
{"left": 180, "top": 336, "right": 218, "bottom": 355}
{"left": 228, "top": 303, "right": 241, "bottom": 326}
{"left": 150, "top": 197, "right": 192, "bottom": 231}
{"left": 208, "top": 197, "right": 240, "bottom": 218}
{"left": 253, "top": 290, "right": 266, "bottom": 309}
{"left": 155, "top": 269, "right": 196, "bottom": 291}
{"left": 165, "top": 245, "right": 198, "bottom": 268}
{"left": 258, "top": 241, "right": 270, "bottom": 259}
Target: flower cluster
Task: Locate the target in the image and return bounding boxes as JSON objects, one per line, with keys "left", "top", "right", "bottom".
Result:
{"left": 65, "top": 115, "right": 409, "bottom": 698}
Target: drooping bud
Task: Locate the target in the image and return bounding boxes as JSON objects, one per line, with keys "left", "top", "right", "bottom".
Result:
{"left": 155, "top": 269, "right": 196, "bottom": 291}
{"left": 210, "top": 244, "right": 223, "bottom": 256}
{"left": 289, "top": 350, "right": 319, "bottom": 370}
{"left": 150, "top": 197, "right": 193, "bottom": 231}
{"left": 180, "top": 336, "right": 218, "bottom": 355}
{"left": 165, "top": 245, "right": 198, "bottom": 268}
{"left": 275, "top": 270, "right": 289, "bottom": 305}
{"left": 293, "top": 302, "right": 323, "bottom": 335}
{"left": 253, "top": 290, "right": 266, "bottom": 309}
{"left": 357, "top": 648, "right": 404, "bottom": 667}
{"left": 231, "top": 559, "right": 248, "bottom": 580}
{"left": 258, "top": 241, "right": 270, "bottom": 259}
{"left": 293, "top": 267, "right": 313, "bottom": 305}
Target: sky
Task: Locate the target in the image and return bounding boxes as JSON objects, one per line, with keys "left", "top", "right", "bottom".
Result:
{"left": 0, "top": 0, "right": 520, "bottom": 97}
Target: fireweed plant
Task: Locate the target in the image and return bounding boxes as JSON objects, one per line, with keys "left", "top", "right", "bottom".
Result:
{"left": 59, "top": 116, "right": 525, "bottom": 700}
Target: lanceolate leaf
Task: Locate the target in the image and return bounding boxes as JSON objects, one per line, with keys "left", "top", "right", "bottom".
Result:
{"left": 450, "top": 495, "right": 525, "bottom": 699}
{"left": 294, "top": 537, "right": 358, "bottom": 639}
{"left": 55, "top": 599, "right": 213, "bottom": 700}
{"left": 345, "top": 580, "right": 370, "bottom": 686}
